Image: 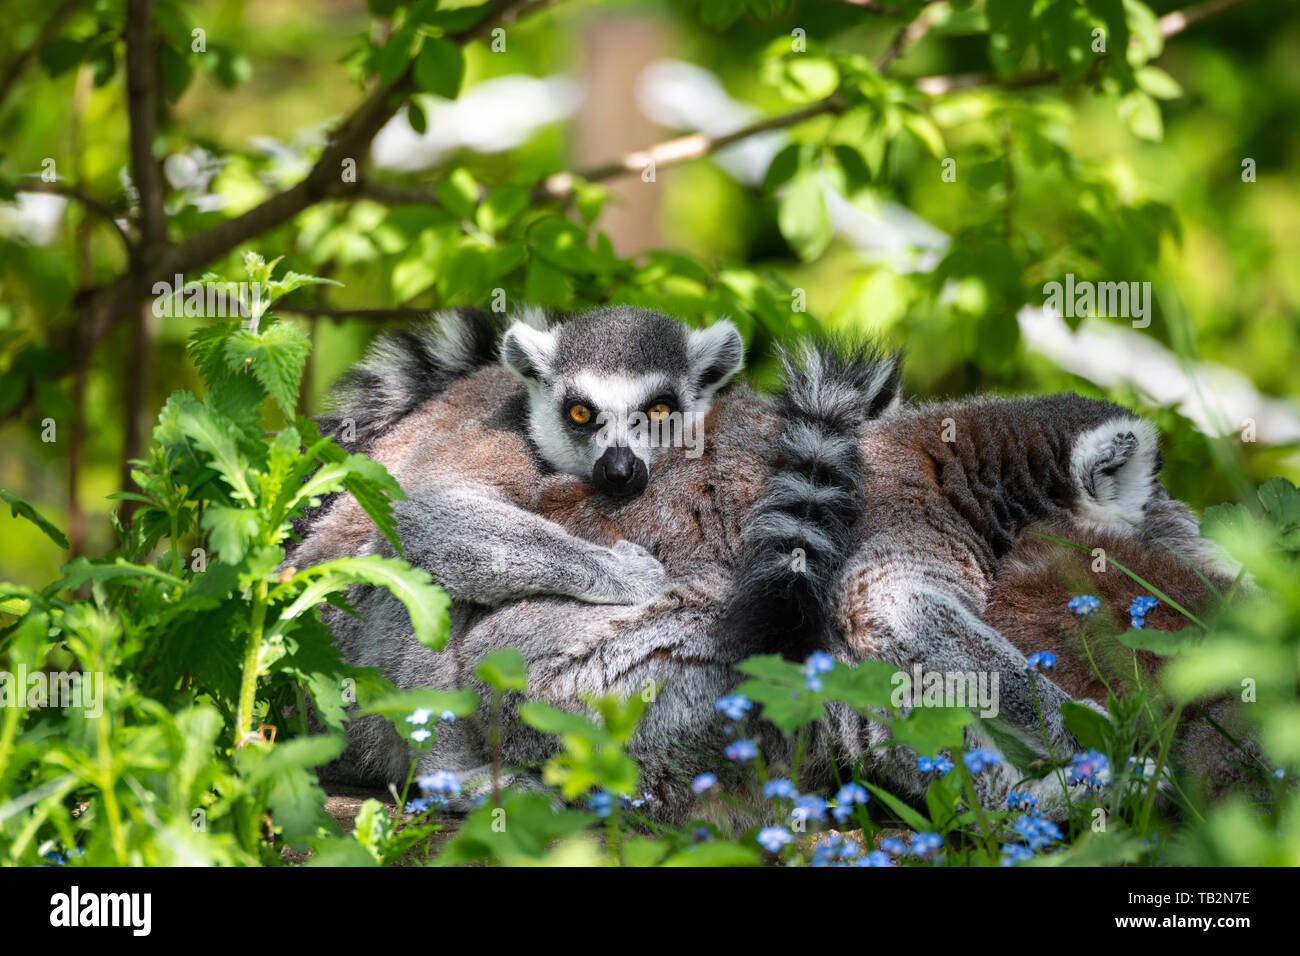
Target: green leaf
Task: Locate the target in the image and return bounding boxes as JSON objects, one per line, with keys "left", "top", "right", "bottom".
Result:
{"left": 206, "top": 371, "right": 267, "bottom": 435}
{"left": 223, "top": 323, "right": 311, "bottom": 415}
{"left": 175, "top": 398, "right": 258, "bottom": 504}
{"left": 264, "top": 271, "right": 343, "bottom": 302}
{"left": 1061, "top": 701, "right": 1113, "bottom": 752}
{"left": 413, "top": 37, "right": 465, "bottom": 98}
{"left": 976, "top": 713, "right": 1052, "bottom": 769}
{"left": 201, "top": 505, "right": 262, "bottom": 563}
{"left": 476, "top": 648, "right": 528, "bottom": 692}
{"left": 242, "top": 251, "right": 281, "bottom": 286}
{"left": 275, "top": 555, "right": 451, "bottom": 650}
{"left": 290, "top": 417, "right": 407, "bottom": 553}
{"left": 776, "top": 57, "right": 839, "bottom": 104}
{"left": 733, "top": 654, "right": 825, "bottom": 732}
{"left": 1136, "top": 65, "right": 1182, "bottom": 100}
{"left": 1115, "top": 625, "right": 1201, "bottom": 657}
{"left": 0, "top": 490, "right": 69, "bottom": 549}
{"left": 436, "top": 168, "right": 480, "bottom": 220}
{"left": 351, "top": 798, "right": 393, "bottom": 862}
{"left": 235, "top": 735, "right": 344, "bottom": 843}
{"left": 661, "top": 841, "right": 761, "bottom": 867}
{"left": 889, "top": 706, "right": 971, "bottom": 756}
{"left": 818, "top": 659, "right": 900, "bottom": 711}
{"left": 188, "top": 324, "right": 239, "bottom": 387}
{"left": 366, "top": 687, "right": 480, "bottom": 726}
{"left": 377, "top": 25, "right": 416, "bottom": 85}
{"left": 407, "top": 99, "right": 427, "bottom": 135}
{"left": 524, "top": 257, "right": 571, "bottom": 305}
{"left": 1123, "top": 0, "right": 1164, "bottom": 64}
{"left": 435, "top": 791, "right": 593, "bottom": 866}
{"left": 518, "top": 700, "right": 603, "bottom": 740}
{"left": 39, "top": 37, "right": 89, "bottom": 77}
{"left": 529, "top": 218, "right": 596, "bottom": 274}
{"left": 925, "top": 770, "right": 963, "bottom": 831}
{"left": 159, "top": 43, "right": 194, "bottom": 101}
{"left": 1118, "top": 89, "right": 1163, "bottom": 141}
{"left": 778, "top": 174, "right": 832, "bottom": 261}
{"left": 58, "top": 556, "right": 184, "bottom": 592}
{"left": 1259, "top": 477, "right": 1300, "bottom": 531}
{"left": 1025, "top": 828, "right": 1144, "bottom": 866}
{"left": 476, "top": 184, "right": 529, "bottom": 234}
{"left": 863, "top": 781, "right": 934, "bottom": 832}
{"left": 761, "top": 142, "right": 808, "bottom": 193}
{"left": 902, "top": 112, "right": 946, "bottom": 160}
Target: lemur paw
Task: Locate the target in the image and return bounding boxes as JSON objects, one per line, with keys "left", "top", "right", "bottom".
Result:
{"left": 590, "top": 540, "right": 668, "bottom": 605}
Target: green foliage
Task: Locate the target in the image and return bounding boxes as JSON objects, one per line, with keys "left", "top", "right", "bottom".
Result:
{"left": 0, "top": 257, "right": 449, "bottom": 864}
{"left": 0, "top": 0, "right": 1295, "bottom": 868}
{"left": 1, "top": 491, "right": 70, "bottom": 550}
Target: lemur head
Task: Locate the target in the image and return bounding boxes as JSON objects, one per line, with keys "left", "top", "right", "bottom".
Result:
{"left": 501, "top": 306, "right": 744, "bottom": 497}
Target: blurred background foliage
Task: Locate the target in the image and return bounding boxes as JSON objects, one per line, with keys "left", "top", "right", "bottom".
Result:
{"left": 0, "top": 0, "right": 1297, "bottom": 591}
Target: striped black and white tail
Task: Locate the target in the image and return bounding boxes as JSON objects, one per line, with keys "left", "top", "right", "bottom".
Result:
{"left": 316, "top": 307, "right": 542, "bottom": 454}
{"left": 291, "top": 307, "right": 549, "bottom": 552}
{"left": 722, "top": 340, "right": 902, "bottom": 661}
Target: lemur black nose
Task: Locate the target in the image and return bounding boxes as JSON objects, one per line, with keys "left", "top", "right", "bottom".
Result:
{"left": 593, "top": 446, "right": 649, "bottom": 497}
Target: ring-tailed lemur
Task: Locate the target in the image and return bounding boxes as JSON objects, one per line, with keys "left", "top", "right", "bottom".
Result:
{"left": 294, "top": 308, "right": 1236, "bottom": 824}
{"left": 295, "top": 305, "right": 748, "bottom": 607}
{"left": 293, "top": 308, "right": 906, "bottom": 818}
{"left": 734, "top": 384, "right": 1252, "bottom": 811}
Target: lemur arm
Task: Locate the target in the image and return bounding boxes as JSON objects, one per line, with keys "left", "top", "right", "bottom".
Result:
{"left": 381, "top": 485, "right": 667, "bottom": 606}
{"left": 836, "top": 531, "right": 1087, "bottom": 762}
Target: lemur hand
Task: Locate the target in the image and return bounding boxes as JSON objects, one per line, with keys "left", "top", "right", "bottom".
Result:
{"left": 583, "top": 539, "right": 668, "bottom": 605}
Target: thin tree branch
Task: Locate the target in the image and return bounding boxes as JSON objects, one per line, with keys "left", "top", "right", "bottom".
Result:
{"left": 11, "top": 0, "right": 551, "bottom": 427}
{"left": 121, "top": 0, "right": 166, "bottom": 507}
{"left": 161, "top": 0, "right": 547, "bottom": 280}
{"left": 375, "top": 1, "right": 922, "bottom": 207}
{"left": 125, "top": 0, "right": 164, "bottom": 253}
{"left": 15, "top": 182, "right": 132, "bottom": 251}
{"left": 352, "top": 92, "right": 848, "bottom": 210}
{"left": 0, "top": 0, "right": 82, "bottom": 113}
{"left": 533, "top": 93, "right": 846, "bottom": 201}
{"left": 0, "top": 0, "right": 1251, "bottom": 424}
{"left": 353, "top": 0, "right": 1246, "bottom": 212}
{"left": 915, "top": 0, "right": 1256, "bottom": 95}
{"left": 1157, "top": 0, "right": 1251, "bottom": 35}
{"left": 350, "top": 182, "right": 442, "bottom": 206}
{"left": 876, "top": 1, "right": 939, "bottom": 72}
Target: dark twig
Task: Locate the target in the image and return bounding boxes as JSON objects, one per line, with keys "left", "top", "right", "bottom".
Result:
{"left": 124, "top": 0, "right": 164, "bottom": 254}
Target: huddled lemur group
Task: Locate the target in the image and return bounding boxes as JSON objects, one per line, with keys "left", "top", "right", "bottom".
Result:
{"left": 288, "top": 306, "right": 1253, "bottom": 826}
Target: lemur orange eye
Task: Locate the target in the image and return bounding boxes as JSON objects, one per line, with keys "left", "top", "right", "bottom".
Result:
{"left": 647, "top": 403, "right": 672, "bottom": 422}
{"left": 568, "top": 404, "right": 592, "bottom": 424}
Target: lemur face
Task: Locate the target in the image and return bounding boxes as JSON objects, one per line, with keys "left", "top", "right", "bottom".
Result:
{"left": 501, "top": 307, "right": 744, "bottom": 497}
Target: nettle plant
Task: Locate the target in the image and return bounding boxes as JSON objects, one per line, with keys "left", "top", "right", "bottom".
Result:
{"left": 0, "top": 254, "right": 459, "bottom": 865}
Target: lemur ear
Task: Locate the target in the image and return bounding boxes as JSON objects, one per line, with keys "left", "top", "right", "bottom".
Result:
{"left": 501, "top": 321, "right": 558, "bottom": 383}
{"left": 687, "top": 320, "right": 745, "bottom": 399}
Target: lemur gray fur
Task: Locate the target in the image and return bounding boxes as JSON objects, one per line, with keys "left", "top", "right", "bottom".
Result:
{"left": 297, "top": 305, "right": 749, "bottom": 608}
{"left": 292, "top": 307, "right": 1242, "bottom": 825}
